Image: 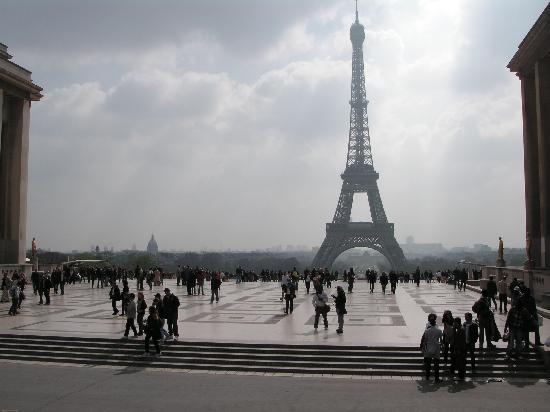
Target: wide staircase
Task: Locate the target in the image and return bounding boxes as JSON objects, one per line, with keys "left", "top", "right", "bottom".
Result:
{"left": 0, "top": 334, "right": 547, "bottom": 379}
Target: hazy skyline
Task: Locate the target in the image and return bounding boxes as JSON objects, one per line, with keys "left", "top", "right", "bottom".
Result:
{"left": 1, "top": 0, "right": 547, "bottom": 252}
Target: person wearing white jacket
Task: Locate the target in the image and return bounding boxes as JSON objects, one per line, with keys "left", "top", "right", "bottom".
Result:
{"left": 312, "top": 289, "right": 329, "bottom": 330}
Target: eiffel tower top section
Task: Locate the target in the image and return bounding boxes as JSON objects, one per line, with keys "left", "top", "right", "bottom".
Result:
{"left": 345, "top": 1, "right": 374, "bottom": 174}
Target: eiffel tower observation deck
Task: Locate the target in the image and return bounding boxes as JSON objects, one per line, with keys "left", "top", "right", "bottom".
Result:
{"left": 312, "top": 4, "right": 407, "bottom": 270}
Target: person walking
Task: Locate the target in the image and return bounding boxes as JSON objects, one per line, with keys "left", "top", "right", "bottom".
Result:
{"left": 389, "top": 271, "right": 398, "bottom": 294}
{"left": 143, "top": 306, "right": 162, "bottom": 357}
{"left": 312, "top": 288, "right": 329, "bottom": 330}
{"left": 162, "top": 288, "right": 180, "bottom": 341}
{"left": 347, "top": 268, "right": 355, "bottom": 294}
{"left": 498, "top": 275, "right": 508, "bottom": 314}
{"left": 332, "top": 286, "right": 346, "bottom": 334}
{"left": 486, "top": 276, "right": 498, "bottom": 311}
{"left": 210, "top": 272, "right": 221, "bottom": 303}
{"left": 380, "top": 272, "right": 388, "bottom": 294}
{"left": 304, "top": 271, "right": 311, "bottom": 294}
{"left": 284, "top": 282, "right": 296, "bottom": 315}
{"left": 8, "top": 280, "right": 20, "bottom": 316}
{"left": 420, "top": 313, "right": 443, "bottom": 383}
{"left": 196, "top": 270, "right": 205, "bottom": 295}
{"left": 109, "top": 283, "right": 121, "bottom": 315}
{"left": 463, "top": 312, "right": 478, "bottom": 373}
{"left": 43, "top": 274, "right": 52, "bottom": 305}
{"left": 123, "top": 293, "right": 138, "bottom": 338}
{"left": 136, "top": 292, "right": 148, "bottom": 336}
{"left": 368, "top": 270, "right": 377, "bottom": 293}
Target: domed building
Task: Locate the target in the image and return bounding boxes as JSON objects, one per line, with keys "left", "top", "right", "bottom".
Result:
{"left": 147, "top": 234, "right": 158, "bottom": 255}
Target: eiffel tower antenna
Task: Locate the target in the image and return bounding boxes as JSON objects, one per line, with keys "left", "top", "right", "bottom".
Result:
{"left": 311, "top": 5, "right": 407, "bottom": 271}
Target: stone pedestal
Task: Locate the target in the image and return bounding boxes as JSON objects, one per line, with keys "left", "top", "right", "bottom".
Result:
{"left": 496, "top": 258, "right": 506, "bottom": 268}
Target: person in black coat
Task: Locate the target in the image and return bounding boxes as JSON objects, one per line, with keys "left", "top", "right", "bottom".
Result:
{"left": 389, "top": 271, "right": 398, "bottom": 294}
{"left": 380, "top": 272, "right": 389, "bottom": 294}
{"left": 144, "top": 306, "right": 162, "bottom": 357}
{"left": 43, "top": 274, "right": 52, "bottom": 305}
{"left": 162, "top": 288, "right": 180, "bottom": 340}
{"left": 210, "top": 273, "right": 221, "bottom": 303}
{"left": 486, "top": 276, "right": 498, "bottom": 310}
{"left": 109, "top": 284, "right": 121, "bottom": 315}
{"left": 332, "top": 286, "right": 346, "bottom": 334}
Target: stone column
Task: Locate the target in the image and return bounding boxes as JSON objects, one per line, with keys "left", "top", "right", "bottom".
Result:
{"left": 521, "top": 73, "right": 541, "bottom": 267}
{"left": 0, "top": 95, "right": 30, "bottom": 264}
{"left": 535, "top": 57, "right": 550, "bottom": 267}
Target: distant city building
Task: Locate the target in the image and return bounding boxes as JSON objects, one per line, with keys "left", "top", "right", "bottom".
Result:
{"left": 472, "top": 244, "right": 492, "bottom": 253}
{"left": 400, "top": 238, "right": 446, "bottom": 258}
{"left": 147, "top": 234, "right": 158, "bottom": 255}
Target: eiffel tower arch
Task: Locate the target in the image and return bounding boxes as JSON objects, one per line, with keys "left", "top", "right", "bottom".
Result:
{"left": 312, "top": 4, "right": 407, "bottom": 271}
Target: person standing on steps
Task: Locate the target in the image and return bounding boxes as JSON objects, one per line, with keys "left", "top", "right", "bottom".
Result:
{"left": 463, "top": 312, "right": 478, "bottom": 373}
{"left": 450, "top": 317, "right": 466, "bottom": 381}
{"left": 312, "top": 287, "right": 330, "bottom": 330}
{"left": 332, "top": 286, "right": 346, "bottom": 334}
{"left": 420, "top": 313, "right": 443, "bottom": 383}
{"left": 441, "top": 310, "right": 454, "bottom": 364}
{"left": 163, "top": 288, "right": 180, "bottom": 341}
{"left": 472, "top": 290, "right": 495, "bottom": 350}
{"left": 123, "top": 293, "right": 138, "bottom": 338}
{"left": 144, "top": 306, "right": 162, "bottom": 357}
{"left": 109, "top": 283, "right": 121, "bottom": 315}
{"left": 210, "top": 272, "right": 221, "bottom": 303}
{"left": 136, "top": 292, "right": 148, "bottom": 336}
{"left": 380, "top": 272, "right": 388, "bottom": 294}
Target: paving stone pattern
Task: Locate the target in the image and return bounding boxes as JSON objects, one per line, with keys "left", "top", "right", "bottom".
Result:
{"left": 1, "top": 279, "right": 548, "bottom": 346}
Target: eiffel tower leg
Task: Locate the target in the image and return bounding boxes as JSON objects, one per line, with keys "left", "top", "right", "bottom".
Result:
{"left": 312, "top": 232, "right": 343, "bottom": 269}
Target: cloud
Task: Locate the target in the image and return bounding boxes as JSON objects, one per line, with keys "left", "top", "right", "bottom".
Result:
{"left": 12, "top": 0, "right": 546, "bottom": 252}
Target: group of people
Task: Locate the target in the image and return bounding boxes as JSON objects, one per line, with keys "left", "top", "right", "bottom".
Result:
{"left": 1, "top": 270, "right": 27, "bottom": 315}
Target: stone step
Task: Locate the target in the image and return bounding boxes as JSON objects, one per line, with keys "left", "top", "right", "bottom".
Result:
{"left": 0, "top": 342, "right": 544, "bottom": 367}
{"left": 0, "top": 353, "right": 548, "bottom": 378}
{"left": 0, "top": 346, "right": 545, "bottom": 374}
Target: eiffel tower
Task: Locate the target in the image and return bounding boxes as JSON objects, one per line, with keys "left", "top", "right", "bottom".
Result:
{"left": 312, "top": 3, "right": 407, "bottom": 271}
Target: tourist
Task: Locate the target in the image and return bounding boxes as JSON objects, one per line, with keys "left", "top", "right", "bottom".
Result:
{"left": 8, "top": 280, "right": 20, "bottom": 316}
{"left": 420, "top": 313, "right": 443, "bottom": 383}
{"left": 380, "top": 272, "right": 388, "bottom": 294}
{"left": 472, "top": 290, "right": 495, "bottom": 349}
{"left": 347, "top": 268, "right": 355, "bottom": 293}
{"left": 498, "top": 275, "right": 508, "bottom": 314}
{"left": 504, "top": 299, "right": 530, "bottom": 360}
{"left": 486, "top": 276, "right": 498, "bottom": 310}
{"left": 1, "top": 272, "right": 10, "bottom": 303}
{"left": 332, "top": 286, "right": 346, "bottom": 334}
{"left": 413, "top": 267, "right": 421, "bottom": 287}
{"left": 120, "top": 279, "right": 129, "bottom": 317}
{"left": 123, "top": 293, "right": 138, "bottom": 338}
{"left": 280, "top": 272, "right": 289, "bottom": 301}
{"left": 143, "top": 306, "right": 162, "bottom": 357}
{"left": 284, "top": 281, "right": 296, "bottom": 315}
{"left": 162, "top": 288, "right": 180, "bottom": 341}
{"left": 109, "top": 283, "right": 121, "bottom": 315}
{"left": 450, "top": 317, "right": 466, "bottom": 381}
{"left": 389, "top": 271, "right": 398, "bottom": 294}
{"left": 210, "top": 272, "right": 221, "bottom": 303}
{"left": 146, "top": 269, "right": 153, "bottom": 290}
{"left": 367, "top": 270, "right": 377, "bottom": 293}
{"left": 176, "top": 265, "right": 182, "bottom": 286}
{"left": 522, "top": 288, "right": 543, "bottom": 346}
{"left": 312, "top": 287, "right": 329, "bottom": 330}
{"left": 136, "top": 292, "right": 148, "bottom": 336}
{"left": 304, "top": 270, "right": 311, "bottom": 294}
{"left": 196, "top": 270, "right": 205, "bottom": 295}
{"left": 441, "top": 310, "right": 454, "bottom": 364}
{"left": 154, "top": 268, "right": 161, "bottom": 286}
{"left": 31, "top": 270, "right": 38, "bottom": 295}
{"left": 43, "top": 274, "right": 52, "bottom": 305}
{"left": 463, "top": 312, "right": 478, "bottom": 373}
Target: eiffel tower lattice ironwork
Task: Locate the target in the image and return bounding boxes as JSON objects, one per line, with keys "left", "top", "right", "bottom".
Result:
{"left": 312, "top": 6, "right": 407, "bottom": 270}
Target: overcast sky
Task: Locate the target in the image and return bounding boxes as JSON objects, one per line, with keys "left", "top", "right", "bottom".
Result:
{"left": 1, "top": 0, "right": 547, "bottom": 252}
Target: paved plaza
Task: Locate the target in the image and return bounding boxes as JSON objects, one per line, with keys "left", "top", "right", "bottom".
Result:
{"left": 1, "top": 279, "right": 548, "bottom": 346}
